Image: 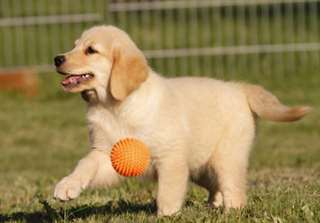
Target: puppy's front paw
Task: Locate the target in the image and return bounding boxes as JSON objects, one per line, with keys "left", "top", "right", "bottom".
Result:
{"left": 157, "top": 202, "right": 182, "bottom": 217}
{"left": 54, "top": 176, "right": 84, "bottom": 201}
{"left": 157, "top": 208, "right": 180, "bottom": 217}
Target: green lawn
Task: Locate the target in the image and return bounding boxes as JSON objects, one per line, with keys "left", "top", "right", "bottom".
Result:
{"left": 0, "top": 71, "right": 319, "bottom": 222}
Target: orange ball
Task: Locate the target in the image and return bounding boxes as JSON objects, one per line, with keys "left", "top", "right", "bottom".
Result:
{"left": 110, "top": 138, "right": 150, "bottom": 177}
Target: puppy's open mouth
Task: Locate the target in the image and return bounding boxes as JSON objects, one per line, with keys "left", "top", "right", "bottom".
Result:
{"left": 60, "top": 73, "right": 94, "bottom": 89}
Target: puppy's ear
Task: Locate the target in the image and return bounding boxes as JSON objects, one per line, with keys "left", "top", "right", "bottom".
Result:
{"left": 110, "top": 43, "right": 148, "bottom": 101}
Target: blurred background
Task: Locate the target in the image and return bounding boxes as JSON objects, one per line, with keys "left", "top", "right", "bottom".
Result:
{"left": 0, "top": 0, "right": 319, "bottom": 76}
{"left": 0, "top": 1, "right": 319, "bottom": 222}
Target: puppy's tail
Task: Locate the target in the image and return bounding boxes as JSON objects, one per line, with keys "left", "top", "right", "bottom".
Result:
{"left": 241, "top": 84, "right": 312, "bottom": 122}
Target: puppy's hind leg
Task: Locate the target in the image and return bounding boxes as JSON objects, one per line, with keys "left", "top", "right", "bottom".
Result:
{"left": 205, "top": 176, "right": 223, "bottom": 208}
{"left": 209, "top": 123, "right": 255, "bottom": 211}
{"left": 193, "top": 168, "right": 223, "bottom": 208}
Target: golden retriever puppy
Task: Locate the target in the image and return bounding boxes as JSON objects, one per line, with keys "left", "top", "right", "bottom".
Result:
{"left": 53, "top": 25, "right": 310, "bottom": 216}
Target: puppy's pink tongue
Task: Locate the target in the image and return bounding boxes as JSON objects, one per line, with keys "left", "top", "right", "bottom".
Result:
{"left": 62, "top": 76, "right": 81, "bottom": 85}
{"left": 62, "top": 78, "right": 70, "bottom": 85}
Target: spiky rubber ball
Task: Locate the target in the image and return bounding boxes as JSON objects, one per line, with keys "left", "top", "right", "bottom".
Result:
{"left": 110, "top": 138, "right": 150, "bottom": 177}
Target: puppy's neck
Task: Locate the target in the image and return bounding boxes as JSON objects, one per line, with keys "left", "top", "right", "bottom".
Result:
{"left": 81, "top": 90, "right": 99, "bottom": 104}
{"left": 83, "top": 71, "right": 163, "bottom": 122}
{"left": 81, "top": 87, "right": 117, "bottom": 108}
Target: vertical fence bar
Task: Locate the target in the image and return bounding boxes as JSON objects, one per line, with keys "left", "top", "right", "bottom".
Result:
{"left": 135, "top": 3, "right": 143, "bottom": 54}
{"left": 73, "top": 0, "right": 84, "bottom": 42}
{"left": 225, "top": 4, "right": 236, "bottom": 79}
{"left": 141, "top": 0, "right": 151, "bottom": 52}
{"left": 236, "top": 3, "right": 247, "bottom": 78}
{"left": 273, "top": 2, "right": 284, "bottom": 78}
{"left": 177, "top": 1, "right": 188, "bottom": 76}
{"left": 155, "top": 6, "right": 165, "bottom": 73}
{"left": 189, "top": 1, "right": 200, "bottom": 76}
{"left": 60, "top": 0, "right": 70, "bottom": 51}
{"left": 0, "top": 0, "right": 3, "bottom": 67}
{"left": 120, "top": 0, "right": 129, "bottom": 38}
{"left": 25, "top": 0, "right": 33, "bottom": 66}
{"left": 13, "top": 0, "right": 24, "bottom": 66}
{"left": 297, "top": 1, "right": 308, "bottom": 75}
{"left": 2, "top": 0, "right": 14, "bottom": 66}
{"left": 141, "top": 0, "right": 153, "bottom": 72}
{"left": 34, "top": 0, "right": 41, "bottom": 66}
{"left": 45, "top": 0, "right": 52, "bottom": 67}
{"left": 85, "top": 0, "right": 95, "bottom": 30}
{"left": 250, "top": 3, "right": 260, "bottom": 79}
{"left": 261, "top": 2, "right": 272, "bottom": 77}
{"left": 285, "top": 2, "right": 295, "bottom": 75}
{"left": 37, "top": 0, "right": 45, "bottom": 65}
{"left": 213, "top": 1, "right": 224, "bottom": 78}
{"left": 309, "top": 1, "right": 320, "bottom": 70}
{"left": 49, "top": 0, "right": 58, "bottom": 62}
{"left": 163, "top": 2, "right": 175, "bottom": 76}
{"left": 107, "top": 0, "right": 114, "bottom": 24}
{"left": 201, "top": 3, "right": 212, "bottom": 77}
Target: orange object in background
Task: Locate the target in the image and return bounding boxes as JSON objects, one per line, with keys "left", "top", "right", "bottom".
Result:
{"left": 111, "top": 138, "right": 150, "bottom": 177}
{"left": 0, "top": 69, "right": 38, "bottom": 97}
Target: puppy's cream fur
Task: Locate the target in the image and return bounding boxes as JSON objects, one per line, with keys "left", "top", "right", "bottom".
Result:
{"left": 53, "top": 25, "right": 311, "bottom": 216}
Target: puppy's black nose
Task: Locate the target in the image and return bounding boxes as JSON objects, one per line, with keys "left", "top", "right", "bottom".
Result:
{"left": 54, "top": 55, "right": 65, "bottom": 67}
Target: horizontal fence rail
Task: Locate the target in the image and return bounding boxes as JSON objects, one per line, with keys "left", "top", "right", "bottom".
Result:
{"left": 0, "top": 0, "right": 319, "bottom": 79}
{"left": 109, "top": 0, "right": 320, "bottom": 11}
{"left": 0, "top": 14, "right": 103, "bottom": 27}
{"left": 144, "top": 43, "right": 320, "bottom": 58}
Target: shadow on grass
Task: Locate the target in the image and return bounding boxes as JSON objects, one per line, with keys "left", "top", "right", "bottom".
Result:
{"left": 0, "top": 199, "right": 156, "bottom": 223}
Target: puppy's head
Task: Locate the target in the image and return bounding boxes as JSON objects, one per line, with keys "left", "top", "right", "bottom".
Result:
{"left": 54, "top": 25, "right": 149, "bottom": 101}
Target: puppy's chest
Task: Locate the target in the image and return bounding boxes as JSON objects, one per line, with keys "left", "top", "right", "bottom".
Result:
{"left": 87, "top": 107, "right": 159, "bottom": 150}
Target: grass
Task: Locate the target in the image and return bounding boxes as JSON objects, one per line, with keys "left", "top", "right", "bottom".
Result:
{"left": 0, "top": 70, "right": 319, "bottom": 223}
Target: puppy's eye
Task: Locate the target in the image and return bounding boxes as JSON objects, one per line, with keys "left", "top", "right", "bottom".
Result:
{"left": 85, "top": 46, "right": 98, "bottom": 55}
